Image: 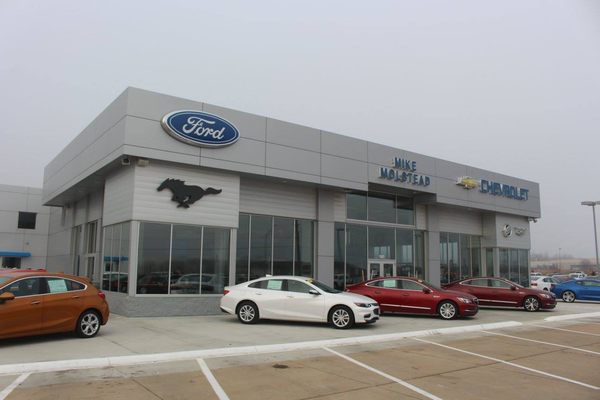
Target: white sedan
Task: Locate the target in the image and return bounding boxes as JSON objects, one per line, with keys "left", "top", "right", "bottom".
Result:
{"left": 220, "top": 276, "right": 380, "bottom": 329}
{"left": 531, "top": 275, "right": 560, "bottom": 291}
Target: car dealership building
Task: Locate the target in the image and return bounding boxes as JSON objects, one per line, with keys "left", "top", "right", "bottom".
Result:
{"left": 40, "top": 87, "right": 541, "bottom": 316}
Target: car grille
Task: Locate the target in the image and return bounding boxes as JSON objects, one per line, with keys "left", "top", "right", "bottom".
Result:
{"left": 374, "top": 308, "right": 380, "bottom": 315}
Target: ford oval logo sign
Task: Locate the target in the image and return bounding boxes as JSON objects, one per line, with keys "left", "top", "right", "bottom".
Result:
{"left": 161, "top": 110, "right": 240, "bottom": 147}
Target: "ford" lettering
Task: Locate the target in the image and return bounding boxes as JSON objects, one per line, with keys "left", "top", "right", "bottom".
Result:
{"left": 161, "top": 110, "right": 240, "bottom": 147}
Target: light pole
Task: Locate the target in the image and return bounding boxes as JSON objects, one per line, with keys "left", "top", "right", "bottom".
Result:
{"left": 581, "top": 201, "right": 600, "bottom": 272}
{"left": 558, "top": 247, "right": 561, "bottom": 272}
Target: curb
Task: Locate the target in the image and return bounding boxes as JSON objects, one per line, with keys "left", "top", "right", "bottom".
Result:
{"left": 544, "top": 311, "right": 600, "bottom": 322}
{"left": 0, "top": 321, "right": 521, "bottom": 376}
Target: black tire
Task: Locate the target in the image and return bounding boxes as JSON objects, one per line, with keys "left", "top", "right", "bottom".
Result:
{"left": 562, "top": 290, "right": 576, "bottom": 303}
{"left": 438, "top": 301, "right": 458, "bottom": 320}
{"left": 328, "top": 305, "right": 355, "bottom": 329}
{"left": 523, "top": 296, "right": 540, "bottom": 312}
{"left": 76, "top": 310, "right": 101, "bottom": 338}
{"left": 237, "top": 301, "right": 259, "bottom": 324}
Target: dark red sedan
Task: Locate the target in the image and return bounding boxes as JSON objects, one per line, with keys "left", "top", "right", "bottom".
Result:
{"left": 346, "top": 277, "right": 478, "bottom": 320}
{"left": 443, "top": 277, "right": 556, "bottom": 312}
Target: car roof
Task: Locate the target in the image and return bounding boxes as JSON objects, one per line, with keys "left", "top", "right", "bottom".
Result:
{"left": 0, "top": 270, "right": 88, "bottom": 281}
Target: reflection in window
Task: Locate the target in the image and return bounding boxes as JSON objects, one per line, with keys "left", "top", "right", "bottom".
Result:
{"left": 249, "top": 215, "right": 272, "bottom": 281}
{"left": 273, "top": 217, "right": 294, "bottom": 276}
{"left": 499, "top": 248, "right": 509, "bottom": 279}
{"left": 414, "top": 231, "right": 425, "bottom": 279}
{"left": 137, "top": 223, "right": 170, "bottom": 294}
{"left": 346, "top": 192, "right": 414, "bottom": 225}
{"left": 346, "top": 193, "right": 367, "bottom": 220}
{"left": 448, "top": 233, "right": 459, "bottom": 283}
{"left": 334, "top": 223, "right": 346, "bottom": 290}
{"left": 395, "top": 197, "right": 414, "bottom": 225}
{"left": 235, "top": 215, "right": 250, "bottom": 284}
{"left": 346, "top": 224, "right": 367, "bottom": 285}
{"left": 368, "top": 226, "right": 395, "bottom": 260}
{"left": 440, "top": 232, "right": 449, "bottom": 284}
{"left": 202, "top": 227, "right": 230, "bottom": 294}
{"left": 295, "top": 219, "right": 314, "bottom": 277}
{"left": 396, "top": 229, "right": 413, "bottom": 277}
{"left": 170, "top": 225, "right": 202, "bottom": 294}
{"left": 368, "top": 193, "right": 396, "bottom": 223}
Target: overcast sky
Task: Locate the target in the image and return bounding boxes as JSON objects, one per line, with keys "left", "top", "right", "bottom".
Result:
{"left": 1, "top": 1, "right": 599, "bottom": 258}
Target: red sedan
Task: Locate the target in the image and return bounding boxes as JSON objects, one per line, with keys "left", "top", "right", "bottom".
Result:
{"left": 443, "top": 277, "right": 556, "bottom": 312}
{"left": 346, "top": 277, "right": 478, "bottom": 320}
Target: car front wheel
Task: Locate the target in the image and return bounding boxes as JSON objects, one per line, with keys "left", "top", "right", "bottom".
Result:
{"left": 523, "top": 296, "right": 540, "bottom": 312}
{"left": 438, "top": 301, "right": 458, "bottom": 320}
{"left": 329, "top": 305, "right": 355, "bottom": 329}
{"left": 562, "top": 291, "right": 576, "bottom": 303}
{"left": 237, "top": 301, "right": 259, "bottom": 324}
{"left": 76, "top": 310, "right": 101, "bottom": 338}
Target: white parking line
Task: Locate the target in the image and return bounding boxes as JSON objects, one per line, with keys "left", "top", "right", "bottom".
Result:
{"left": 530, "top": 324, "right": 600, "bottom": 337}
{"left": 197, "top": 359, "right": 230, "bottom": 400}
{"left": 0, "top": 321, "right": 521, "bottom": 376}
{"left": 482, "top": 331, "right": 600, "bottom": 356}
{"left": 323, "top": 347, "right": 443, "bottom": 400}
{"left": 544, "top": 312, "right": 600, "bottom": 322}
{"left": 413, "top": 338, "right": 599, "bottom": 390}
{"left": 0, "top": 373, "right": 30, "bottom": 400}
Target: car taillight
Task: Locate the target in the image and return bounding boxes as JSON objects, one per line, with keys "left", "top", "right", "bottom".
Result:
{"left": 223, "top": 289, "right": 229, "bottom": 295}
{"left": 98, "top": 291, "right": 106, "bottom": 300}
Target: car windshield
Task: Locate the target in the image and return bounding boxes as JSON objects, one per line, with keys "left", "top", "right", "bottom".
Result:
{"left": 307, "top": 279, "right": 340, "bottom": 294}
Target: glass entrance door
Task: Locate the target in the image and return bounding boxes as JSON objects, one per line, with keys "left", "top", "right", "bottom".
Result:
{"left": 368, "top": 260, "right": 396, "bottom": 279}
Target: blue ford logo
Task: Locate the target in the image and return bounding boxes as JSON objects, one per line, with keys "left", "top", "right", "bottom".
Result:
{"left": 161, "top": 110, "right": 240, "bottom": 147}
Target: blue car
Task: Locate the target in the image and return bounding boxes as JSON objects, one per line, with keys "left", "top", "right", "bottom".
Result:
{"left": 551, "top": 278, "right": 600, "bottom": 302}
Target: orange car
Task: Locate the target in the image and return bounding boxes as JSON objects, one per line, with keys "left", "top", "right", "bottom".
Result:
{"left": 0, "top": 270, "right": 109, "bottom": 339}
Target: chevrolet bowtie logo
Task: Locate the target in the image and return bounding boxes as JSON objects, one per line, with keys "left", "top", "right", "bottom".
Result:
{"left": 456, "top": 176, "right": 479, "bottom": 190}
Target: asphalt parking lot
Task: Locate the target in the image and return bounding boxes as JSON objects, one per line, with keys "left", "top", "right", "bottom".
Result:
{"left": 1, "top": 303, "right": 599, "bottom": 399}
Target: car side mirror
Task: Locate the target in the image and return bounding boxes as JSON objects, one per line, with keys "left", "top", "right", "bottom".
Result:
{"left": 0, "top": 292, "right": 15, "bottom": 303}
{"left": 308, "top": 289, "right": 320, "bottom": 296}
{"left": 423, "top": 288, "right": 432, "bottom": 294}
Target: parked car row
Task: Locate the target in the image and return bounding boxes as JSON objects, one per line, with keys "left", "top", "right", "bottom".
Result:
{"left": 220, "top": 275, "right": 562, "bottom": 329}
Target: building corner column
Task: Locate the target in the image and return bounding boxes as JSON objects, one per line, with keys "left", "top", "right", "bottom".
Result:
{"left": 316, "top": 189, "right": 335, "bottom": 286}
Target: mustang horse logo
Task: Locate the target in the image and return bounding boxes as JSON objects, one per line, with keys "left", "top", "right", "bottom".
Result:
{"left": 157, "top": 178, "right": 222, "bottom": 208}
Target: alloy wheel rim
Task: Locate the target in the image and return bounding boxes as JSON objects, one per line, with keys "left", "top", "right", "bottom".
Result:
{"left": 563, "top": 292, "right": 574, "bottom": 302}
{"left": 240, "top": 305, "right": 255, "bottom": 322}
{"left": 332, "top": 309, "right": 350, "bottom": 327}
{"left": 440, "top": 303, "right": 456, "bottom": 319}
{"left": 525, "top": 298, "right": 539, "bottom": 311}
{"left": 81, "top": 314, "right": 99, "bottom": 336}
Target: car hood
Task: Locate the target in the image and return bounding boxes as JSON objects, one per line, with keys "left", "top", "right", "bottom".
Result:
{"left": 333, "top": 291, "right": 377, "bottom": 303}
{"left": 439, "top": 289, "right": 478, "bottom": 300}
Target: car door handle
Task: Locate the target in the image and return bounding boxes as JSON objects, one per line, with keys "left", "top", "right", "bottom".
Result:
{"left": 286, "top": 295, "right": 294, "bottom": 298}
{"left": 255, "top": 292, "right": 263, "bottom": 295}
{"left": 31, "top": 301, "right": 41, "bottom": 305}
{"left": 71, "top": 296, "right": 80, "bottom": 299}
{"left": 402, "top": 294, "right": 409, "bottom": 297}
{"left": 374, "top": 291, "right": 382, "bottom": 294}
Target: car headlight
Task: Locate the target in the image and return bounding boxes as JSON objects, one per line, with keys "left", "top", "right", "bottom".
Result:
{"left": 540, "top": 293, "right": 552, "bottom": 299}
{"left": 354, "top": 302, "right": 372, "bottom": 308}
{"left": 457, "top": 297, "right": 472, "bottom": 304}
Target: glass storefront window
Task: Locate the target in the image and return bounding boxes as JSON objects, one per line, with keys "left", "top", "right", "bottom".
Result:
{"left": 334, "top": 223, "right": 346, "bottom": 290}
{"left": 346, "top": 224, "right": 367, "bottom": 285}
{"left": 137, "top": 223, "right": 171, "bottom": 294}
{"left": 448, "top": 233, "right": 460, "bottom": 282}
{"left": 396, "top": 229, "right": 413, "bottom": 276}
{"left": 119, "top": 223, "right": 130, "bottom": 293}
{"left": 460, "top": 234, "right": 470, "bottom": 279}
{"left": 395, "top": 197, "right": 414, "bottom": 225}
{"left": 499, "top": 248, "right": 509, "bottom": 279}
{"left": 368, "top": 226, "right": 395, "bottom": 260}
{"left": 470, "top": 236, "right": 481, "bottom": 278}
{"left": 249, "top": 215, "right": 272, "bottom": 281}
{"left": 235, "top": 215, "right": 250, "bottom": 284}
{"left": 414, "top": 231, "right": 425, "bottom": 279}
{"left": 202, "top": 227, "right": 230, "bottom": 294}
{"left": 518, "top": 249, "right": 529, "bottom": 287}
{"left": 273, "top": 217, "right": 294, "bottom": 276}
{"left": 294, "top": 219, "right": 314, "bottom": 277}
{"left": 347, "top": 193, "right": 367, "bottom": 220}
{"left": 486, "top": 248, "right": 494, "bottom": 276}
{"left": 440, "top": 232, "right": 449, "bottom": 284}
{"left": 510, "top": 249, "right": 519, "bottom": 282}
{"left": 367, "top": 193, "right": 396, "bottom": 223}
{"left": 170, "top": 225, "right": 202, "bottom": 294}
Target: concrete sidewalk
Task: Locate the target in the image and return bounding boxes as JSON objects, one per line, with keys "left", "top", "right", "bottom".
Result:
{"left": 0, "top": 302, "right": 598, "bottom": 366}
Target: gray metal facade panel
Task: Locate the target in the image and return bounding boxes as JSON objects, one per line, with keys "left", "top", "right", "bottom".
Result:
{"left": 126, "top": 87, "right": 204, "bottom": 121}
{"left": 132, "top": 163, "right": 240, "bottom": 228}
{"left": 265, "top": 143, "right": 321, "bottom": 176}
{"left": 103, "top": 166, "right": 135, "bottom": 226}
{"left": 124, "top": 116, "right": 201, "bottom": 157}
{"left": 266, "top": 118, "right": 321, "bottom": 152}
{"left": 437, "top": 206, "right": 483, "bottom": 235}
{"left": 201, "top": 137, "right": 266, "bottom": 169}
{"left": 320, "top": 131, "right": 368, "bottom": 161}
{"left": 239, "top": 177, "right": 317, "bottom": 220}
{"left": 320, "top": 154, "right": 368, "bottom": 184}
{"left": 203, "top": 104, "right": 267, "bottom": 142}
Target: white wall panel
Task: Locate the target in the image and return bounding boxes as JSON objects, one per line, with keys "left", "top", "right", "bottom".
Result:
{"left": 103, "top": 166, "right": 135, "bottom": 226}
{"left": 133, "top": 163, "right": 239, "bottom": 228}
{"left": 333, "top": 191, "right": 346, "bottom": 222}
{"left": 437, "top": 206, "right": 482, "bottom": 235}
{"left": 240, "top": 177, "right": 316, "bottom": 220}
